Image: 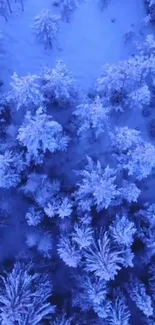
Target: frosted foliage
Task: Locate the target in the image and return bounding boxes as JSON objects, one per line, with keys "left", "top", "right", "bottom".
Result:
{"left": 84, "top": 231, "right": 124, "bottom": 281}
{"left": 0, "top": 262, "right": 55, "bottom": 324}
{"left": 139, "top": 204, "right": 155, "bottom": 227}
{"left": 56, "top": 197, "right": 73, "bottom": 218}
{"left": 84, "top": 276, "right": 107, "bottom": 306}
{"left": 111, "top": 127, "right": 155, "bottom": 180}
{"left": 37, "top": 232, "right": 52, "bottom": 258}
{"left": 33, "top": 10, "right": 60, "bottom": 48}
{"left": 9, "top": 73, "right": 43, "bottom": 111}
{"left": 44, "top": 197, "right": 73, "bottom": 219}
{"left": 22, "top": 174, "right": 61, "bottom": 208}
{"left": 128, "top": 85, "right": 151, "bottom": 110}
{"left": 41, "top": 60, "right": 77, "bottom": 106}
{"left": 74, "top": 95, "right": 110, "bottom": 137}
{"left": 111, "top": 126, "right": 141, "bottom": 152}
{"left": 0, "top": 151, "right": 23, "bottom": 188}
{"left": 137, "top": 34, "right": 155, "bottom": 56}
{"left": 121, "top": 181, "right": 141, "bottom": 203}
{"left": 72, "top": 275, "right": 108, "bottom": 313}
{"left": 97, "top": 50, "right": 155, "bottom": 111}
{"left": 75, "top": 157, "right": 120, "bottom": 212}
{"left": 93, "top": 300, "right": 111, "bottom": 319}
{"left": 143, "top": 228, "right": 155, "bottom": 259}
{"left": 72, "top": 282, "right": 92, "bottom": 311}
{"left": 53, "top": 314, "right": 72, "bottom": 325}
{"left": 110, "top": 214, "right": 136, "bottom": 247}
{"left": 17, "top": 107, "right": 69, "bottom": 162}
{"left": 25, "top": 207, "right": 43, "bottom": 226}
{"left": 72, "top": 223, "right": 93, "bottom": 249}
{"left": 122, "top": 247, "right": 134, "bottom": 268}
{"left": 57, "top": 236, "right": 81, "bottom": 267}
{"left": 107, "top": 294, "right": 131, "bottom": 325}
{"left": 124, "top": 142, "right": 155, "bottom": 180}
{"left": 127, "top": 276, "right": 153, "bottom": 317}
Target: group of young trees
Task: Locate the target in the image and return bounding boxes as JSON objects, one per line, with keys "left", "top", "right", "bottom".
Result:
{"left": 1, "top": 5, "right": 155, "bottom": 324}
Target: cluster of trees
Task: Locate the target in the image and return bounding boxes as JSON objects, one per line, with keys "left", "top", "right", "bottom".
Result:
{"left": 1, "top": 9, "right": 155, "bottom": 324}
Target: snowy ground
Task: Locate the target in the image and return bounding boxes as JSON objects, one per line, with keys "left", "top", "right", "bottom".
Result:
{"left": 0, "top": 0, "right": 150, "bottom": 91}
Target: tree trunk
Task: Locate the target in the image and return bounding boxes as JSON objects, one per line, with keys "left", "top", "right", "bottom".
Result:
{"left": 6, "top": 0, "right": 12, "bottom": 12}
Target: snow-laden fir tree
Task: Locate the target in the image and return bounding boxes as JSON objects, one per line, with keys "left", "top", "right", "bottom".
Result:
{"left": 74, "top": 95, "right": 110, "bottom": 137}
{"left": 111, "top": 126, "right": 155, "bottom": 180}
{"left": 44, "top": 196, "right": 73, "bottom": 219}
{"left": 110, "top": 214, "right": 136, "bottom": 248}
{"left": 0, "top": 150, "right": 24, "bottom": 188}
{"left": 107, "top": 291, "right": 131, "bottom": 325}
{"left": 17, "top": 107, "right": 69, "bottom": 163}
{"left": 84, "top": 230, "right": 124, "bottom": 281}
{"left": 120, "top": 180, "right": 141, "bottom": 203}
{"left": 71, "top": 223, "right": 93, "bottom": 249}
{"left": 9, "top": 73, "right": 43, "bottom": 111}
{"left": 83, "top": 275, "right": 108, "bottom": 306}
{"left": 72, "top": 273, "right": 109, "bottom": 315}
{"left": 33, "top": 9, "right": 60, "bottom": 49}
{"left": 25, "top": 206, "right": 43, "bottom": 226}
{"left": 127, "top": 275, "right": 153, "bottom": 317}
{"left": 41, "top": 60, "right": 78, "bottom": 107}
{"left": 93, "top": 301, "right": 111, "bottom": 319}
{"left": 74, "top": 156, "right": 120, "bottom": 212}
{"left": 0, "top": 262, "right": 55, "bottom": 324}
{"left": 57, "top": 235, "right": 81, "bottom": 267}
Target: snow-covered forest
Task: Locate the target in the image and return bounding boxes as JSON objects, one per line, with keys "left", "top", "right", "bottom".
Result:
{"left": 1, "top": 0, "right": 155, "bottom": 324}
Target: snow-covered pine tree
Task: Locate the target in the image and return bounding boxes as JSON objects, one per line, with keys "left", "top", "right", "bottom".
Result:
{"left": 127, "top": 275, "right": 153, "bottom": 317}
{"left": 0, "top": 150, "right": 24, "bottom": 188}
{"left": 74, "top": 95, "right": 110, "bottom": 137}
{"left": 0, "top": 262, "right": 55, "bottom": 324}
{"left": 84, "top": 230, "right": 124, "bottom": 281}
{"left": 33, "top": 9, "right": 60, "bottom": 49}
{"left": 74, "top": 156, "right": 120, "bottom": 212}
{"left": 41, "top": 60, "right": 78, "bottom": 107}
{"left": 9, "top": 73, "right": 43, "bottom": 111}
{"left": 17, "top": 107, "right": 69, "bottom": 163}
